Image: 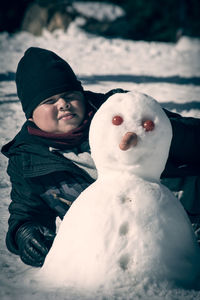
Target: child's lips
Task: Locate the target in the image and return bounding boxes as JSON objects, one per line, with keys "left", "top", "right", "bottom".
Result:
{"left": 59, "top": 113, "right": 76, "bottom": 120}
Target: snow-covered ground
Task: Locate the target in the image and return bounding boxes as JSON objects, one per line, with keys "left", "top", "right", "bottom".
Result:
{"left": 0, "top": 3, "right": 200, "bottom": 299}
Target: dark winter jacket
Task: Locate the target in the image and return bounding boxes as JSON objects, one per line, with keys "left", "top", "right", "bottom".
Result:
{"left": 1, "top": 89, "right": 200, "bottom": 256}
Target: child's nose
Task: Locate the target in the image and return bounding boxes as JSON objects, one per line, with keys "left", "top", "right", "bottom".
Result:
{"left": 57, "top": 98, "right": 70, "bottom": 110}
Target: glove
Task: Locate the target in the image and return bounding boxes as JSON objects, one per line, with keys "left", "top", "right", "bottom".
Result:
{"left": 15, "top": 222, "right": 56, "bottom": 267}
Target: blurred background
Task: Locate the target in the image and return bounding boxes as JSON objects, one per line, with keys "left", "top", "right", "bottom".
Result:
{"left": 1, "top": 0, "right": 200, "bottom": 42}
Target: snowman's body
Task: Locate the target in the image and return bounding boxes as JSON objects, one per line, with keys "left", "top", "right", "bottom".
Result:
{"left": 39, "top": 91, "right": 200, "bottom": 290}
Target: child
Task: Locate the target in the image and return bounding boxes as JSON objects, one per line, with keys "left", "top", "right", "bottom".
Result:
{"left": 1, "top": 47, "right": 200, "bottom": 267}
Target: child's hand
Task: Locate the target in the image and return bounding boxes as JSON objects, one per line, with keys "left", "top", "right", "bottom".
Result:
{"left": 15, "top": 222, "right": 56, "bottom": 267}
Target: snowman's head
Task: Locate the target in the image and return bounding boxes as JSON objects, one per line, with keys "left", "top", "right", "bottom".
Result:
{"left": 89, "top": 91, "right": 172, "bottom": 182}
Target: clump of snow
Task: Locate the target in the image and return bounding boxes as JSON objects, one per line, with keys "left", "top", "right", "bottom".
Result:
{"left": 73, "top": 1, "right": 125, "bottom": 21}
{"left": 176, "top": 36, "right": 200, "bottom": 52}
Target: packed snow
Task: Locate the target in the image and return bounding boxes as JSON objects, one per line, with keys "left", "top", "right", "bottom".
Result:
{"left": 0, "top": 2, "right": 200, "bottom": 300}
{"left": 37, "top": 91, "right": 200, "bottom": 291}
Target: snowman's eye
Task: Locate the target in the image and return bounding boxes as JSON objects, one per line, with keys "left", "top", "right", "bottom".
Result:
{"left": 112, "top": 115, "right": 124, "bottom": 126}
{"left": 142, "top": 119, "right": 155, "bottom": 131}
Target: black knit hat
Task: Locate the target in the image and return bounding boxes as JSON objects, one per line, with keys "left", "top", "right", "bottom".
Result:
{"left": 16, "top": 47, "right": 83, "bottom": 118}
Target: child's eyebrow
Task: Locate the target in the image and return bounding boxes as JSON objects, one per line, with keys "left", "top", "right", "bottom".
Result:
{"left": 40, "top": 97, "right": 57, "bottom": 104}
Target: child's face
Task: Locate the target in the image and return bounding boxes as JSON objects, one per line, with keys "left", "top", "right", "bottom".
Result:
{"left": 29, "top": 91, "right": 86, "bottom": 133}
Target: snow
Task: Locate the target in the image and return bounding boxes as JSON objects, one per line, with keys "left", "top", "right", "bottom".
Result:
{"left": 37, "top": 91, "right": 200, "bottom": 292}
{"left": 73, "top": 1, "right": 125, "bottom": 21}
{"left": 88, "top": 92, "right": 173, "bottom": 181}
{"left": 0, "top": 2, "right": 200, "bottom": 299}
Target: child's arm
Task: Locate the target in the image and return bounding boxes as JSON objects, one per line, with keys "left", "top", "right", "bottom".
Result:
{"left": 84, "top": 88, "right": 128, "bottom": 110}
{"left": 6, "top": 154, "right": 92, "bottom": 267}
{"left": 6, "top": 156, "right": 57, "bottom": 267}
{"left": 169, "top": 111, "right": 200, "bottom": 164}
{"left": 161, "top": 111, "right": 200, "bottom": 223}
{"left": 163, "top": 110, "right": 200, "bottom": 176}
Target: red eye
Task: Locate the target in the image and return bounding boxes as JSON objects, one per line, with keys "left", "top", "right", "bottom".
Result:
{"left": 142, "top": 120, "right": 155, "bottom": 131}
{"left": 112, "top": 115, "right": 123, "bottom": 126}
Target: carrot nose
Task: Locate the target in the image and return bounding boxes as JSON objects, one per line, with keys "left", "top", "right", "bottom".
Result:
{"left": 119, "top": 132, "right": 138, "bottom": 151}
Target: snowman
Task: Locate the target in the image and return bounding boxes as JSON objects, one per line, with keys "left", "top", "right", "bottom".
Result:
{"left": 38, "top": 91, "right": 200, "bottom": 290}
